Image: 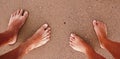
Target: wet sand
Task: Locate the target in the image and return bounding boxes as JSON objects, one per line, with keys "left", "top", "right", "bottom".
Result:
{"left": 0, "top": 0, "right": 120, "bottom": 59}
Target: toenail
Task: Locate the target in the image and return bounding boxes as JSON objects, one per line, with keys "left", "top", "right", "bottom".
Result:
{"left": 71, "top": 33, "right": 75, "bottom": 37}
{"left": 44, "top": 24, "right": 48, "bottom": 27}
{"left": 93, "top": 20, "right": 97, "bottom": 23}
{"left": 93, "top": 20, "right": 98, "bottom": 25}
{"left": 25, "top": 11, "right": 28, "bottom": 14}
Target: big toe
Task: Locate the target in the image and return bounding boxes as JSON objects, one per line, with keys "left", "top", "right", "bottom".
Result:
{"left": 23, "top": 11, "right": 29, "bottom": 18}
{"left": 42, "top": 27, "right": 51, "bottom": 38}
{"left": 93, "top": 20, "right": 105, "bottom": 26}
{"left": 93, "top": 20, "right": 99, "bottom": 26}
{"left": 37, "top": 24, "right": 49, "bottom": 33}
{"left": 41, "top": 24, "right": 49, "bottom": 30}
{"left": 70, "top": 33, "right": 83, "bottom": 42}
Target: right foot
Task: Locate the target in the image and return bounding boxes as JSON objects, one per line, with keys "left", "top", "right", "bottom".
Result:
{"left": 69, "top": 33, "right": 93, "bottom": 54}
{"left": 93, "top": 20, "right": 107, "bottom": 39}
{"left": 7, "top": 9, "right": 28, "bottom": 45}
{"left": 93, "top": 20, "right": 107, "bottom": 49}
{"left": 23, "top": 24, "right": 51, "bottom": 53}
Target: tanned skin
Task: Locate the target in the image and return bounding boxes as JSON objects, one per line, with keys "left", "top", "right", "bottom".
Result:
{"left": 0, "top": 9, "right": 120, "bottom": 59}
{"left": 93, "top": 20, "right": 120, "bottom": 59}
{"left": 0, "top": 9, "right": 51, "bottom": 59}
{"left": 69, "top": 33, "right": 105, "bottom": 59}
{"left": 0, "top": 9, "right": 28, "bottom": 47}
{"left": 69, "top": 20, "right": 120, "bottom": 59}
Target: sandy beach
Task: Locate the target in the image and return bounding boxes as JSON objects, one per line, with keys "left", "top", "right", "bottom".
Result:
{"left": 0, "top": 0, "right": 120, "bottom": 59}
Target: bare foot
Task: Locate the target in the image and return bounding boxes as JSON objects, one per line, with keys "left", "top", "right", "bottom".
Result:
{"left": 22, "top": 24, "right": 51, "bottom": 53}
{"left": 7, "top": 9, "right": 28, "bottom": 45}
{"left": 93, "top": 20, "right": 108, "bottom": 49}
{"left": 93, "top": 20, "right": 107, "bottom": 39}
{"left": 69, "top": 33, "right": 93, "bottom": 54}
{"left": 93, "top": 20, "right": 120, "bottom": 59}
{"left": 0, "top": 24, "right": 51, "bottom": 59}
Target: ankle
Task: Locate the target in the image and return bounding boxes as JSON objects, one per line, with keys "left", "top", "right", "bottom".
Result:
{"left": 86, "top": 49, "right": 104, "bottom": 59}
{"left": 18, "top": 41, "right": 33, "bottom": 54}
{"left": 85, "top": 48, "right": 96, "bottom": 57}
{"left": 98, "top": 36, "right": 108, "bottom": 41}
{"left": 81, "top": 45, "right": 94, "bottom": 55}
{"left": 85, "top": 47, "right": 95, "bottom": 54}
{"left": 3, "top": 28, "right": 18, "bottom": 40}
{"left": 7, "top": 26, "right": 19, "bottom": 34}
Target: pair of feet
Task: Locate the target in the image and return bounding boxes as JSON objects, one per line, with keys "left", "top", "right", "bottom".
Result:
{"left": 6, "top": 9, "right": 51, "bottom": 53}
{"left": 7, "top": 9, "right": 107, "bottom": 55}
{"left": 69, "top": 20, "right": 107, "bottom": 54}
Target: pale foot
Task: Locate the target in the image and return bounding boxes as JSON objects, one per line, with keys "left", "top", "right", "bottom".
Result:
{"left": 24, "top": 24, "right": 51, "bottom": 53}
{"left": 93, "top": 20, "right": 107, "bottom": 49}
{"left": 8, "top": 9, "right": 28, "bottom": 45}
{"left": 69, "top": 33, "right": 93, "bottom": 54}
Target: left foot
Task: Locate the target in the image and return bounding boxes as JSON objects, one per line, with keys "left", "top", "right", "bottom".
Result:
{"left": 8, "top": 9, "right": 29, "bottom": 45}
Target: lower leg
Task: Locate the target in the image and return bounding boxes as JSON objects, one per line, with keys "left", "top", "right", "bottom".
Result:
{"left": 86, "top": 48, "right": 105, "bottom": 59}
{"left": 93, "top": 20, "right": 120, "bottom": 59}
{"left": 0, "top": 45, "right": 26, "bottom": 59}
{"left": 0, "top": 24, "right": 51, "bottom": 59}
{"left": 0, "top": 30, "right": 16, "bottom": 47}
{"left": 69, "top": 33, "right": 105, "bottom": 59}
